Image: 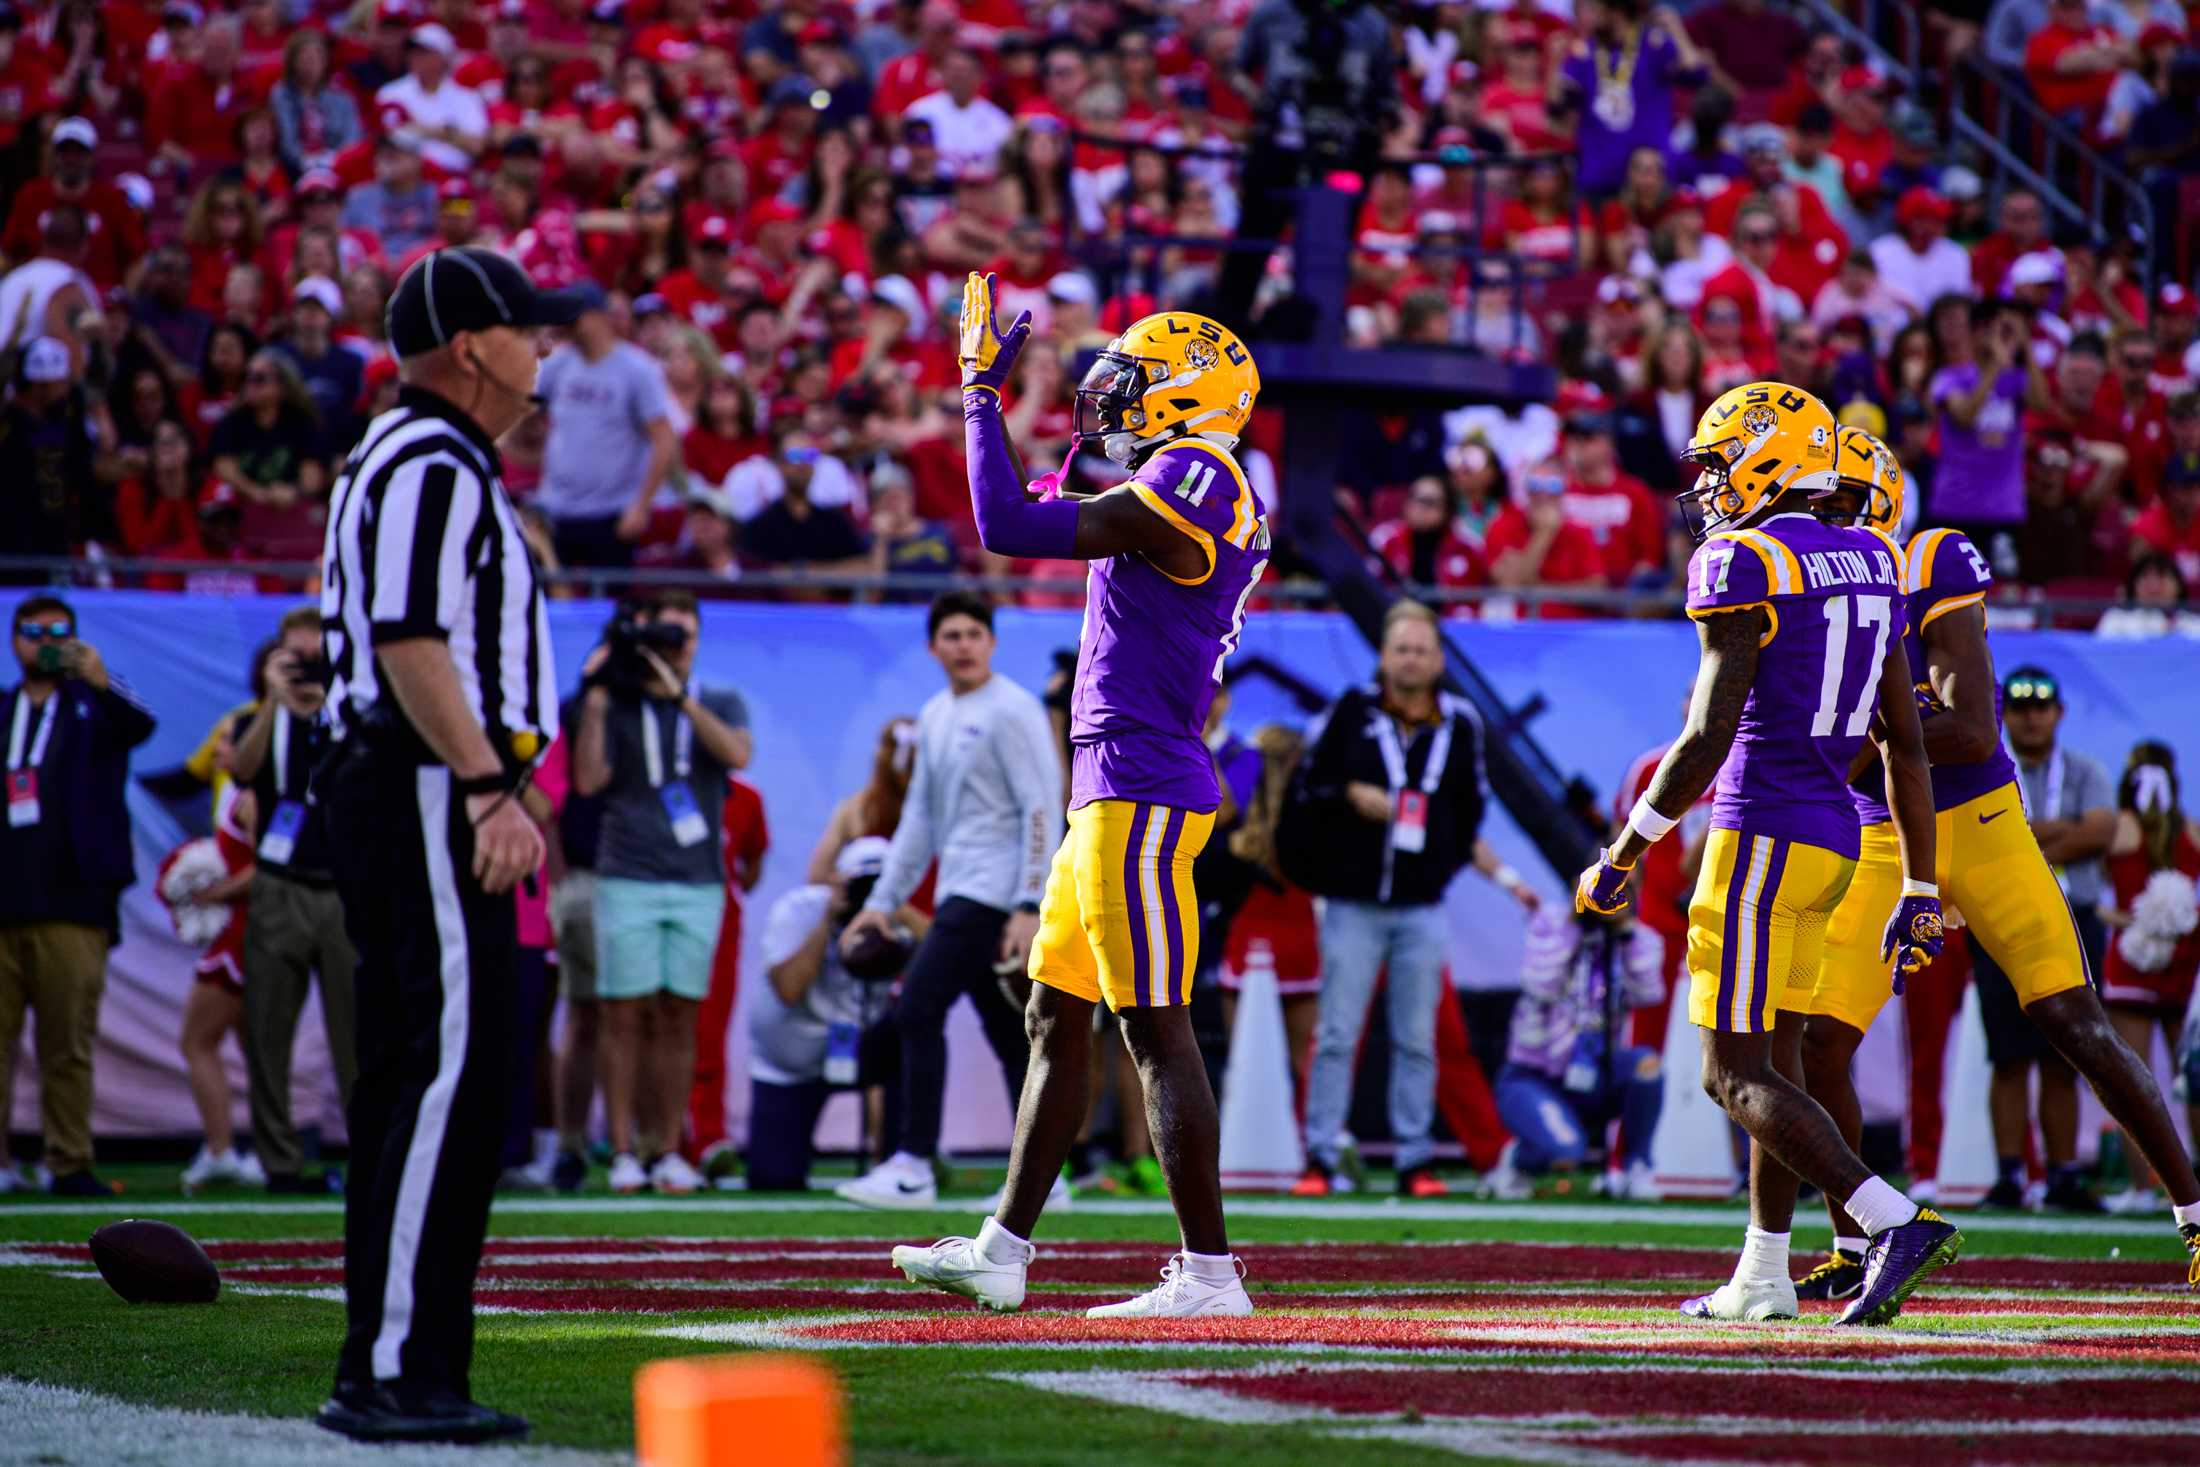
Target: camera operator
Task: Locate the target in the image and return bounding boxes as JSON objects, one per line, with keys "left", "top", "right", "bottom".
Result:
{"left": 747, "top": 836, "right": 929, "bottom": 1191}
{"left": 0, "top": 594, "right": 155, "bottom": 1196}
{"left": 1217, "top": 0, "right": 1398, "bottom": 330}
{"left": 226, "top": 605, "right": 357, "bottom": 1194}
{"left": 571, "top": 589, "right": 752, "bottom": 1196}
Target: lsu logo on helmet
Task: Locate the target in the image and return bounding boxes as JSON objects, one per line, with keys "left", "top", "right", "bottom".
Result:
{"left": 1826, "top": 425, "right": 1906, "bottom": 535}
{"left": 1073, "top": 312, "right": 1260, "bottom": 468}
{"left": 1678, "top": 381, "right": 1837, "bottom": 539}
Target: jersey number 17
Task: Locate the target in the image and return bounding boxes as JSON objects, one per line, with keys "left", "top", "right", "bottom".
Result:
{"left": 1810, "top": 594, "right": 1893, "bottom": 738}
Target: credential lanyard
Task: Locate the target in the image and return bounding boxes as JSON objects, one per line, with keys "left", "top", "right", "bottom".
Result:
{"left": 1373, "top": 708, "right": 1452, "bottom": 799}
{"left": 6, "top": 690, "right": 58, "bottom": 773}
{"left": 640, "top": 682, "right": 697, "bottom": 789}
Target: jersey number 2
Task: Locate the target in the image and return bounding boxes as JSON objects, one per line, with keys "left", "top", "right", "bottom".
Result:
{"left": 1811, "top": 594, "right": 1893, "bottom": 738}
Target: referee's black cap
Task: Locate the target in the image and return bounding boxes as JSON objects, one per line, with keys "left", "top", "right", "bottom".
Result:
{"left": 385, "top": 247, "right": 600, "bottom": 359}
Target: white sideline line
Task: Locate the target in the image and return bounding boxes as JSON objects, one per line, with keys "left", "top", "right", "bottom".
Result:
{"left": 0, "top": 1377, "right": 628, "bottom": 1467}
{"left": 0, "top": 1194, "right": 2184, "bottom": 1239}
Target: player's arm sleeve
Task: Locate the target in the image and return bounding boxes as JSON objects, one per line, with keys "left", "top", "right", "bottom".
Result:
{"left": 999, "top": 695, "right": 1065, "bottom": 907}
{"left": 962, "top": 389, "right": 1077, "bottom": 559}
{"left": 368, "top": 457, "right": 485, "bottom": 644}
{"left": 1684, "top": 533, "right": 1778, "bottom": 644}
{"left": 865, "top": 720, "right": 937, "bottom": 913}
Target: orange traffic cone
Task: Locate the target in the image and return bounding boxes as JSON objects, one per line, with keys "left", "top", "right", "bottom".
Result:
{"left": 635, "top": 1354, "right": 845, "bottom": 1467}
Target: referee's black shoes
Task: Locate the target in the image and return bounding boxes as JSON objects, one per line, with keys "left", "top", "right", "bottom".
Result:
{"left": 316, "top": 1380, "right": 530, "bottom": 1445}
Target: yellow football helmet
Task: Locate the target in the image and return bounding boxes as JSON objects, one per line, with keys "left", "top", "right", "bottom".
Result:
{"left": 1073, "top": 311, "right": 1260, "bottom": 468}
{"left": 1678, "top": 381, "right": 1838, "bottom": 540}
{"left": 1822, "top": 425, "right": 1906, "bottom": 534}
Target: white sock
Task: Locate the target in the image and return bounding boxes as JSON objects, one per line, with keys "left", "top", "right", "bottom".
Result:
{"left": 2174, "top": 1200, "right": 2200, "bottom": 1229}
{"left": 1845, "top": 1176, "right": 1919, "bottom": 1236}
{"left": 1733, "top": 1226, "right": 1789, "bottom": 1286}
{"left": 976, "top": 1217, "right": 1032, "bottom": 1265}
{"left": 1833, "top": 1234, "right": 1868, "bottom": 1258}
{"left": 532, "top": 1128, "right": 558, "bottom": 1166}
{"left": 1181, "top": 1249, "right": 1239, "bottom": 1284}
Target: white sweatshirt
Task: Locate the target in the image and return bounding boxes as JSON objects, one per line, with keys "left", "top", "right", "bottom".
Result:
{"left": 867, "top": 673, "right": 1063, "bottom": 916}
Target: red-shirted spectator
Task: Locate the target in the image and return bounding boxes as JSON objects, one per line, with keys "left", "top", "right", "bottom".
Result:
{"left": 1707, "top": 124, "right": 1848, "bottom": 302}
{"left": 1485, "top": 460, "right": 1607, "bottom": 617}
{"left": 234, "top": 108, "right": 294, "bottom": 222}
{"left": 1697, "top": 199, "right": 1797, "bottom": 357}
{"left": 2153, "top": 285, "right": 2200, "bottom": 400}
{"left": 1369, "top": 477, "right": 1487, "bottom": 602}
{"left": 114, "top": 420, "right": 206, "bottom": 558}
{"left": 1970, "top": 188, "right": 2053, "bottom": 299}
{"left": 1827, "top": 66, "right": 1897, "bottom": 206}
{"left": 1561, "top": 415, "right": 1666, "bottom": 587}
{"left": 149, "top": 16, "right": 257, "bottom": 176}
{"left": 3, "top": 117, "right": 144, "bottom": 290}
{"left": 872, "top": 1, "right": 957, "bottom": 126}
{"left": 657, "top": 215, "right": 744, "bottom": 352}
{"left": 1767, "top": 30, "right": 1843, "bottom": 127}
{"left": 1482, "top": 33, "right": 1567, "bottom": 153}
{"left": 235, "top": 0, "right": 292, "bottom": 80}
{"left": 1686, "top": 0, "right": 1808, "bottom": 117}
{"left": 180, "top": 178, "right": 268, "bottom": 318}
{"left": 265, "top": 170, "right": 387, "bottom": 285}
{"left": 2098, "top": 326, "right": 2169, "bottom": 501}
{"left": 1017, "top": 40, "right": 1087, "bottom": 129}
{"left": 0, "top": 6, "right": 57, "bottom": 151}
{"left": 688, "top": 772, "right": 768, "bottom": 1172}
{"left": 2024, "top": 0, "right": 2133, "bottom": 121}
{"left": 2132, "top": 438, "right": 2200, "bottom": 583}
{"left": 683, "top": 374, "right": 767, "bottom": 490}
{"left": 1597, "top": 147, "right": 1672, "bottom": 274}
{"left": 1502, "top": 158, "right": 1589, "bottom": 267}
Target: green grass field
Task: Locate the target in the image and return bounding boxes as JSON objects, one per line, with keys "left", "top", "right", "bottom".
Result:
{"left": 3, "top": 1163, "right": 2197, "bottom": 1466}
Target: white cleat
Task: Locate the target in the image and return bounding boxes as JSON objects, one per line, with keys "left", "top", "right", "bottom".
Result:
{"left": 891, "top": 1235, "right": 1028, "bottom": 1312}
{"left": 650, "top": 1152, "right": 705, "bottom": 1195}
{"left": 607, "top": 1152, "right": 649, "bottom": 1194}
{"left": 1477, "top": 1140, "right": 1534, "bottom": 1201}
{"left": 1680, "top": 1277, "right": 1799, "bottom": 1322}
{"left": 181, "top": 1147, "right": 255, "bottom": 1194}
{"left": 1087, "top": 1254, "right": 1253, "bottom": 1319}
{"left": 2101, "top": 1186, "right": 2161, "bottom": 1216}
{"left": 837, "top": 1154, "right": 939, "bottom": 1210}
{"left": 979, "top": 1172, "right": 1073, "bottom": 1215}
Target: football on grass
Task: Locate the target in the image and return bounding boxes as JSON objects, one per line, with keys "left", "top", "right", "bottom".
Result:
{"left": 88, "top": 1219, "right": 220, "bottom": 1304}
{"left": 843, "top": 924, "right": 916, "bottom": 981}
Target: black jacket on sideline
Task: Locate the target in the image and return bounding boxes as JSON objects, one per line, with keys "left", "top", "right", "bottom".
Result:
{"left": 1278, "top": 684, "right": 1487, "bottom": 908}
{"left": 0, "top": 675, "right": 158, "bottom": 935}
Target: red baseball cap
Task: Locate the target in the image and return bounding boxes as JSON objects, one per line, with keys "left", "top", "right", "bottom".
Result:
{"left": 1839, "top": 64, "right": 1893, "bottom": 95}
{"left": 695, "top": 214, "right": 734, "bottom": 247}
{"left": 1554, "top": 380, "right": 1615, "bottom": 420}
{"left": 747, "top": 198, "right": 802, "bottom": 231}
{"left": 1894, "top": 186, "right": 1953, "bottom": 225}
{"left": 297, "top": 168, "right": 342, "bottom": 198}
{"left": 2159, "top": 282, "right": 2200, "bottom": 319}
{"left": 2138, "top": 21, "right": 2184, "bottom": 48}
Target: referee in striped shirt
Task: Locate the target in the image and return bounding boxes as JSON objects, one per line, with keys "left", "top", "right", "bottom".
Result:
{"left": 315, "top": 247, "right": 583, "bottom": 1446}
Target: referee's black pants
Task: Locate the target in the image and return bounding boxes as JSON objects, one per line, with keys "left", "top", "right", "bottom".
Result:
{"left": 893, "top": 897, "right": 1028, "bottom": 1159}
{"left": 324, "top": 748, "right": 519, "bottom": 1398}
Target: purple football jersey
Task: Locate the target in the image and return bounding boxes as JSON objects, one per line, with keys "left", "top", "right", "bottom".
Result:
{"left": 1070, "top": 440, "right": 1269, "bottom": 813}
{"left": 1685, "top": 513, "right": 1907, "bottom": 859}
{"left": 1851, "top": 526, "right": 2019, "bottom": 825}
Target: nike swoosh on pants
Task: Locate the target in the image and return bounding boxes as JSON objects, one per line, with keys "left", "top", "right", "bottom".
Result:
{"left": 1979, "top": 810, "right": 2006, "bottom": 824}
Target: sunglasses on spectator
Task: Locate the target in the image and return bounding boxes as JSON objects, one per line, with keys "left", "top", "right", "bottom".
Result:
{"left": 1740, "top": 230, "right": 1776, "bottom": 244}
{"left": 783, "top": 445, "right": 820, "bottom": 465}
{"left": 15, "top": 621, "right": 73, "bottom": 642}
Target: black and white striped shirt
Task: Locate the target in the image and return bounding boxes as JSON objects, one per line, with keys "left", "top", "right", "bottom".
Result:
{"left": 320, "top": 385, "right": 559, "bottom": 759}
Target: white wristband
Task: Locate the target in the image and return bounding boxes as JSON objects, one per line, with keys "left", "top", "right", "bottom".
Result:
{"left": 1901, "top": 878, "right": 1939, "bottom": 898}
{"left": 1625, "top": 794, "right": 1678, "bottom": 846}
{"left": 1493, "top": 864, "right": 1523, "bottom": 892}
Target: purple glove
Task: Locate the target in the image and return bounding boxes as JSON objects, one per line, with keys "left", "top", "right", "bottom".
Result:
{"left": 1573, "top": 849, "right": 1635, "bottom": 918}
{"left": 959, "top": 271, "right": 1031, "bottom": 394}
{"left": 1880, "top": 891, "right": 1944, "bottom": 994}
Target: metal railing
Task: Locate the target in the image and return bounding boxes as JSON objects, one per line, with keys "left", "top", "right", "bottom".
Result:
{"left": 1055, "top": 130, "right": 1582, "bottom": 359}
{"left": 1797, "top": 0, "right": 2156, "bottom": 293}
{"left": 5, "top": 555, "right": 2150, "bottom": 629}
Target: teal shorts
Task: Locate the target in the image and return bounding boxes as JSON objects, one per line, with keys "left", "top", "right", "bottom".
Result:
{"left": 593, "top": 876, "right": 727, "bottom": 1002}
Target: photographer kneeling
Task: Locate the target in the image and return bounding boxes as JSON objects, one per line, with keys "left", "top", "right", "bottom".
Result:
{"left": 748, "top": 836, "right": 928, "bottom": 1191}
{"left": 572, "top": 591, "right": 752, "bottom": 1195}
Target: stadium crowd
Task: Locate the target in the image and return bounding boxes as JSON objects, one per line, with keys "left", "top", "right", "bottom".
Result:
{"left": 0, "top": 0, "right": 2192, "bottom": 622}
